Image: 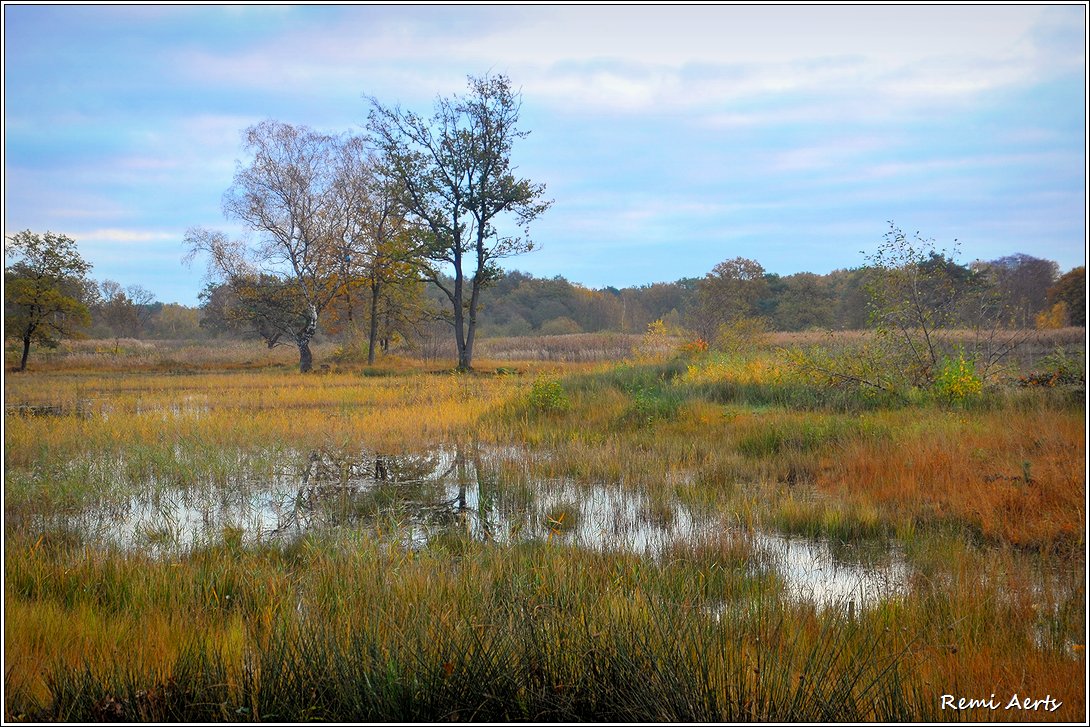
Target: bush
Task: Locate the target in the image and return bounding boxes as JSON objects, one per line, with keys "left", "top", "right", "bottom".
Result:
{"left": 1017, "top": 347, "right": 1085, "bottom": 388}
{"left": 933, "top": 350, "right": 983, "bottom": 405}
{"left": 713, "top": 316, "right": 770, "bottom": 354}
{"left": 526, "top": 375, "right": 570, "bottom": 414}
{"left": 538, "top": 316, "right": 582, "bottom": 336}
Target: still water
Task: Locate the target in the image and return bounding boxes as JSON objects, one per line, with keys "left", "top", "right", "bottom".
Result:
{"left": 35, "top": 445, "right": 908, "bottom": 609}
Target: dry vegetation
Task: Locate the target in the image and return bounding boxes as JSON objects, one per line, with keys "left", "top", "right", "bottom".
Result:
{"left": 3, "top": 332, "right": 1085, "bottom": 721}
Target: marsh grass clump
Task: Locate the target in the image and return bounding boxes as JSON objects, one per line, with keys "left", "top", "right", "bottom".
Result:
{"left": 526, "top": 375, "right": 571, "bottom": 414}
{"left": 772, "top": 496, "right": 893, "bottom": 542}
{"left": 543, "top": 502, "right": 580, "bottom": 537}
{"left": 9, "top": 532, "right": 1082, "bottom": 722}
{"left": 626, "top": 385, "right": 684, "bottom": 426}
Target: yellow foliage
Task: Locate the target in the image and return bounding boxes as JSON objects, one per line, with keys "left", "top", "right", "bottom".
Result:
{"left": 682, "top": 352, "right": 787, "bottom": 387}
{"left": 1035, "top": 301, "right": 1068, "bottom": 330}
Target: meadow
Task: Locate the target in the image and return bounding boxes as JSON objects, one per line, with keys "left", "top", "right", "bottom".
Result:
{"left": 3, "top": 330, "right": 1085, "bottom": 722}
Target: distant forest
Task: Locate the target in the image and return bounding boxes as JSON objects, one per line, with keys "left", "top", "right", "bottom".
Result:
{"left": 468, "top": 254, "right": 1084, "bottom": 337}
{"left": 82, "top": 251, "right": 1083, "bottom": 348}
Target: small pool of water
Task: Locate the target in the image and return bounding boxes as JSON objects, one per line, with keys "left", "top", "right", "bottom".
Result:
{"left": 25, "top": 444, "right": 909, "bottom": 609}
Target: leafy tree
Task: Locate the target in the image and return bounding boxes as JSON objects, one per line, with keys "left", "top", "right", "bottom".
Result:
{"left": 231, "top": 274, "right": 313, "bottom": 348}
{"left": 153, "top": 303, "right": 201, "bottom": 339}
{"left": 693, "top": 256, "right": 767, "bottom": 343}
{"left": 1035, "top": 302, "right": 1069, "bottom": 330}
{"left": 828, "top": 267, "right": 873, "bottom": 330}
{"left": 196, "top": 282, "right": 238, "bottom": 337}
{"left": 96, "top": 280, "right": 156, "bottom": 352}
{"left": 197, "top": 274, "right": 312, "bottom": 349}
{"left": 333, "top": 143, "right": 426, "bottom": 365}
{"left": 1047, "top": 266, "right": 1085, "bottom": 327}
{"left": 368, "top": 73, "right": 552, "bottom": 371}
{"left": 4, "top": 230, "right": 93, "bottom": 371}
{"left": 773, "top": 272, "right": 836, "bottom": 331}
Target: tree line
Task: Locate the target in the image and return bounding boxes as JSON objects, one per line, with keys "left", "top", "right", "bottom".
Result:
{"left": 5, "top": 221, "right": 1082, "bottom": 373}
{"left": 469, "top": 248, "right": 1083, "bottom": 342}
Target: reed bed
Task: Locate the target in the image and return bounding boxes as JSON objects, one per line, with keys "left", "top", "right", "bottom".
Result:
{"left": 5, "top": 532, "right": 1083, "bottom": 722}
{"left": 3, "top": 338, "right": 1085, "bottom": 721}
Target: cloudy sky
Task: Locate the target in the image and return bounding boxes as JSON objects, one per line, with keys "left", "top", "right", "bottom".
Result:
{"left": 4, "top": 4, "right": 1086, "bottom": 305}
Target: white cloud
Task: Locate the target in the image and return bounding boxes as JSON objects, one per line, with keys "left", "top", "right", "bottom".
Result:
{"left": 163, "top": 4, "right": 1073, "bottom": 118}
{"left": 72, "top": 228, "right": 178, "bottom": 244}
{"left": 770, "top": 136, "right": 894, "bottom": 173}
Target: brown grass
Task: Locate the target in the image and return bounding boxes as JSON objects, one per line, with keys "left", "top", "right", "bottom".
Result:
{"left": 817, "top": 409, "right": 1085, "bottom": 549}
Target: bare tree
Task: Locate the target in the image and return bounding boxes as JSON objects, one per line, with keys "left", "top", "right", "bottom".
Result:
{"left": 96, "top": 280, "right": 156, "bottom": 353}
{"left": 368, "top": 74, "right": 551, "bottom": 371}
{"left": 863, "top": 223, "right": 976, "bottom": 385}
{"left": 974, "top": 253, "right": 1059, "bottom": 328}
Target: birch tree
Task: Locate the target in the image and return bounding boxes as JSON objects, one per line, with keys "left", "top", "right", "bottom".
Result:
{"left": 187, "top": 121, "right": 353, "bottom": 372}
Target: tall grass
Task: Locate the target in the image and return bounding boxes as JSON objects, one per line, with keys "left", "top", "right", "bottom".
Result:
{"left": 8, "top": 532, "right": 1082, "bottom": 722}
{"left": 4, "top": 340, "right": 1085, "bottom": 721}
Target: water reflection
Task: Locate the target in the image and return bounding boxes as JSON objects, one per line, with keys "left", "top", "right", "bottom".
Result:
{"left": 32, "top": 443, "right": 910, "bottom": 609}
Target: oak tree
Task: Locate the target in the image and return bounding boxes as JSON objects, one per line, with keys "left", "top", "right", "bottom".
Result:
{"left": 4, "top": 230, "right": 93, "bottom": 371}
{"left": 368, "top": 74, "right": 551, "bottom": 371}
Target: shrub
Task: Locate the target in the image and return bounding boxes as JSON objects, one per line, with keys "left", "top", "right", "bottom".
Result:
{"left": 677, "top": 338, "right": 709, "bottom": 356}
{"left": 713, "top": 316, "right": 770, "bottom": 354}
{"left": 933, "top": 349, "right": 983, "bottom": 404}
{"left": 538, "top": 316, "right": 582, "bottom": 336}
{"left": 1017, "top": 346, "right": 1086, "bottom": 388}
{"left": 526, "top": 375, "right": 570, "bottom": 414}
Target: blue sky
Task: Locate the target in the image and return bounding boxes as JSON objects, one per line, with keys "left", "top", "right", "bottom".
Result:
{"left": 4, "top": 4, "right": 1086, "bottom": 305}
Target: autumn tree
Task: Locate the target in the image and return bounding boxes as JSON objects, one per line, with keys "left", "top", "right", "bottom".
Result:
{"left": 186, "top": 121, "right": 364, "bottom": 372}
{"left": 188, "top": 243, "right": 314, "bottom": 351}
{"left": 1047, "top": 266, "right": 1085, "bottom": 327}
{"left": 4, "top": 230, "right": 94, "bottom": 371}
{"left": 96, "top": 280, "right": 156, "bottom": 352}
{"left": 328, "top": 139, "right": 427, "bottom": 365}
{"left": 692, "top": 256, "right": 767, "bottom": 343}
{"left": 368, "top": 73, "right": 552, "bottom": 371}
{"left": 153, "top": 303, "right": 201, "bottom": 339}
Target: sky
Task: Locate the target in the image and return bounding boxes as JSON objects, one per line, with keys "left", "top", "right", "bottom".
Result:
{"left": 3, "top": 3, "right": 1087, "bottom": 305}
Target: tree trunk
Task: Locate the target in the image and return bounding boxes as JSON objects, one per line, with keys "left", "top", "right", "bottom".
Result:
{"left": 367, "top": 278, "right": 381, "bottom": 366}
{"left": 297, "top": 305, "right": 318, "bottom": 373}
{"left": 298, "top": 340, "right": 313, "bottom": 373}
{"left": 19, "top": 335, "right": 31, "bottom": 372}
{"left": 453, "top": 283, "right": 470, "bottom": 371}
{"left": 463, "top": 313, "right": 477, "bottom": 372}
{"left": 464, "top": 270, "right": 484, "bottom": 372}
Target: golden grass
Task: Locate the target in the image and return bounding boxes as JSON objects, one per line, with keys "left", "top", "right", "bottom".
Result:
{"left": 3, "top": 344, "right": 1085, "bottom": 721}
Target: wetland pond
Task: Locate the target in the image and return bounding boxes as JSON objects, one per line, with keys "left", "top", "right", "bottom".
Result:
{"left": 25, "top": 444, "right": 909, "bottom": 611}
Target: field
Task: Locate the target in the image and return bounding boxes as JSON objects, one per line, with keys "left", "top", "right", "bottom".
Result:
{"left": 3, "top": 331, "right": 1085, "bottom": 722}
